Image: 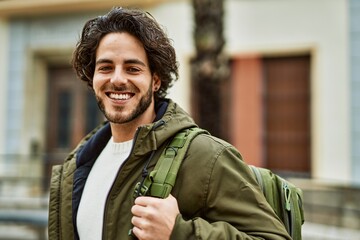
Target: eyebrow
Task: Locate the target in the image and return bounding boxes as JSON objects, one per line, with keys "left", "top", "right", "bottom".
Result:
{"left": 124, "top": 59, "right": 147, "bottom": 67}
{"left": 95, "top": 58, "right": 113, "bottom": 66}
{"left": 95, "top": 58, "right": 147, "bottom": 67}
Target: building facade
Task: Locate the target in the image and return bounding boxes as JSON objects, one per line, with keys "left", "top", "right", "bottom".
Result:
{"left": 0, "top": 0, "right": 356, "bottom": 197}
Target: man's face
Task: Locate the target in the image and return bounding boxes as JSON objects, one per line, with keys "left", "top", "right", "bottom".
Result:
{"left": 93, "top": 32, "right": 160, "bottom": 124}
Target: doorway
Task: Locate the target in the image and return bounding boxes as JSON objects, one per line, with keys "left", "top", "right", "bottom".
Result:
{"left": 263, "top": 55, "right": 311, "bottom": 175}
{"left": 44, "top": 65, "right": 103, "bottom": 182}
{"left": 230, "top": 54, "right": 311, "bottom": 176}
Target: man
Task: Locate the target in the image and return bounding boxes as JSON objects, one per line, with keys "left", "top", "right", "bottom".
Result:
{"left": 48, "top": 7, "right": 292, "bottom": 240}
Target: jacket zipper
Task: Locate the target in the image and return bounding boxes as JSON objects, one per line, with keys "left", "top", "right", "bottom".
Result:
{"left": 101, "top": 126, "right": 142, "bottom": 239}
{"left": 101, "top": 120, "right": 165, "bottom": 239}
{"left": 282, "top": 182, "right": 292, "bottom": 235}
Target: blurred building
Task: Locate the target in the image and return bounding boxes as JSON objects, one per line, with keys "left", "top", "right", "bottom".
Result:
{"left": 0, "top": 0, "right": 357, "bottom": 196}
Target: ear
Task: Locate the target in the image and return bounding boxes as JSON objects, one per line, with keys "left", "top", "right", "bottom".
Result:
{"left": 153, "top": 74, "right": 161, "bottom": 92}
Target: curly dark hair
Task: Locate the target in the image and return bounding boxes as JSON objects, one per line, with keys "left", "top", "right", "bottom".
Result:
{"left": 72, "top": 7, "right": 179, "bottom": 101}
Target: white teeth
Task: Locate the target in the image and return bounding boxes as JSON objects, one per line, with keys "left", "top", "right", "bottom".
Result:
{"left": 109, "top": 93, "right": 131, "bottom": 100}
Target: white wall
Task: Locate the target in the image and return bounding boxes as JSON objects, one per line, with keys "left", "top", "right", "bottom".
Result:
{"left": 150, "top": 2, "right": 195, "bottom": 113}
{"left": 0, "top": 20, "right": 8, "bottom": 154}
{"left": 225, "top": 0, "right": 350, "bottom": 182}
{"left": 151, "top": 0, "right": 350, "bottom": 182}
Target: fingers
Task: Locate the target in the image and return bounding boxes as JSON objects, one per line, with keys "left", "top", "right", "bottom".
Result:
{"left": 130, "top": 226, "right": 142, "bottom": 239}
{"left": 131, "top": 208, "right": 155, "bottom": 240}
{"left": 134, "top": 195, "right": 158, "bottom": 206}
{"left": 130, "top": 195, "right": 179, "bottom": 240}
{"left": 134, "top": 194, "right": 176, "bottom": 207}
{"left": 131, "top": 198, "right": 156, "bottom": 228}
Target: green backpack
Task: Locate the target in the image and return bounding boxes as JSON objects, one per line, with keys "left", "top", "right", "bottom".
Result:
{"left": 249, "top": 166, "right": 304, "bottom": 240}
{"left": 134, "top": 127, "right": 304, "bottom": 240}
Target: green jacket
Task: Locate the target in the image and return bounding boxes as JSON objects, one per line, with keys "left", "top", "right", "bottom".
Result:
{"left": 48, "top": 99, "right": 291, "bottom": 240}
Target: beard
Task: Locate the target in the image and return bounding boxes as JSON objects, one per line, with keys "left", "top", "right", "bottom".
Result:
{"left": 95, "top": 81, "right": 154, "bottom": 124}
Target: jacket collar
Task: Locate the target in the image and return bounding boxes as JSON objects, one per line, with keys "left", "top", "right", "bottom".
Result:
{"left": 76, "top": 122, "right": 111, "bottom": 168}
{"left": 75, "top": 99, "right": 170, "bottom": 167}
{"left": 74, "top": 99, "right": 198, "bottom": 161}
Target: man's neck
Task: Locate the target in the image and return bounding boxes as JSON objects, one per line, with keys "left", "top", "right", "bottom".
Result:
{"left": 110, "top": 122, "right": 138, "bottom": 143}
{"left": 110, "top": 112, "right": 157, "bottom": 143}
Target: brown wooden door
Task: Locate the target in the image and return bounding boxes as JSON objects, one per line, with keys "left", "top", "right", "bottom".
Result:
{"left": 230, "top": 55, "right": 311, "bottom": 177}
{"left": 45, "top": 65, "right": 103, "bottom": 182}
{"left": 263, "top": 55, "right": 311, "bottom": 175}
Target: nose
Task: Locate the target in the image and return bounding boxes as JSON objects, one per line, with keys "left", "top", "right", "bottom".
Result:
{"left": 110, "top": 67, "right": 127, "bottom": 85}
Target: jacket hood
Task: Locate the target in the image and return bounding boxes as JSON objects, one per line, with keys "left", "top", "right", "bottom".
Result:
{"left": 131, "top": 99, "right": 198, "bottom": 156}
{"left": 73, "top": 99, "right": 198, "bottom": 167}
{"left": 155, "top": 99, "right": 198, "bottom": 142}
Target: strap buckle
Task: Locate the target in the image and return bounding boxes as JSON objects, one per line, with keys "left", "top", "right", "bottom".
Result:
{"left": 133, "top": 181, "right": 149, "bottom": 198}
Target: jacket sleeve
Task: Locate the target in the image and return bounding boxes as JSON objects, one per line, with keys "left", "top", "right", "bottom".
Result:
{"left": 170, "top": 136, "right": 292, "bottom": 240}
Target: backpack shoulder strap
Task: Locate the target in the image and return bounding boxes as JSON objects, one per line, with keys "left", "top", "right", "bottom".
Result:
{"left": 134, "top": 127, "right": 208, "bottom": 199}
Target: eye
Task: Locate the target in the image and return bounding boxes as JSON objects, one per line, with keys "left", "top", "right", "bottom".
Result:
{"left": 97, "top": 65, "right": 113, "bottom": 72}
{"left": 127, "top": 67, "right": 141, "bottom": 74}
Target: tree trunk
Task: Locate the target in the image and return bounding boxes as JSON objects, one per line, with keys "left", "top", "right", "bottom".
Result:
{"left": 191, "top": 0, "right": 230, "bottom": 139}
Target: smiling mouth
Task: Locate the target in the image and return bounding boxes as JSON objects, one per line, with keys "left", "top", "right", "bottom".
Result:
{"left": 107, "top": 92, "right": 134, "bottom": 100}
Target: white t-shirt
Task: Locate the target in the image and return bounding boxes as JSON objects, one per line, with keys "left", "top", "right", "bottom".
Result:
{"left": 76, "top": 137, "right": 133, "bottom": 240}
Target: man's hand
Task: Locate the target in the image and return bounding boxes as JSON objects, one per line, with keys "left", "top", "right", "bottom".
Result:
{"left": 131, "top": 194, "right": 180, "bottom": 240}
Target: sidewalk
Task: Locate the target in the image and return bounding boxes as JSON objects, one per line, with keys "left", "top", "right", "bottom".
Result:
{"left": 0, "top": 225, "right": 39, "bottom": 240}
{"left": 303, "top": 222, "right": 360, "bottom": 240}
{"left": 0, "top": 221, "right": 360, "bottom": 240}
